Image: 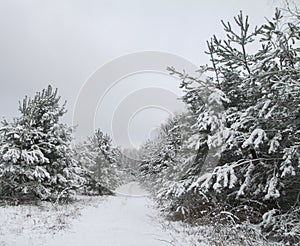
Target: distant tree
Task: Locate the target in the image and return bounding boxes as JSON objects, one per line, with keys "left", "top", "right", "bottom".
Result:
{"left": 76, "top": 129, "right": 121, "bottom": 191}
{"left": 139, "top": 112, "right": 196, "bottom": 192}
{"left": 116, "top": 148, "right": 141, "bottom": 180}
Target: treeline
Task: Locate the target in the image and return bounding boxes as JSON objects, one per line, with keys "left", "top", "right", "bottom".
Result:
{"left": 139, "top": 9, "right": 300, "bottom": 244}
{"left": 0, "top": 85, "right": 124, "bottom": 203}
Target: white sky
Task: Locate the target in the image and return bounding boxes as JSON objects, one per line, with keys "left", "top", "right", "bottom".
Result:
{"left": 0, "top": 0, "right": 289, "bottom": 147}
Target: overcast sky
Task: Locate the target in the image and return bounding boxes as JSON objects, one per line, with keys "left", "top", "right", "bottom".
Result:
{"left": 0, "top": 0, "right": 288, "bottom": 147}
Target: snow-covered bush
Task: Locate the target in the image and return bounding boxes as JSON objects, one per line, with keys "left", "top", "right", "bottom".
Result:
{"left": 0, "top": 85, "right": 86, "bottom": 201}
{"left": 261, "top": 207, "right": 300, "bottom": 244}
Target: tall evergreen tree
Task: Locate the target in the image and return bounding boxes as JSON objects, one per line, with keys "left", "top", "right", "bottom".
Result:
{"left": 0, "top": 85, "right": 86, "bottom": 201}
{"left": 140, "top": 8, "right": 300, "bottom": 243}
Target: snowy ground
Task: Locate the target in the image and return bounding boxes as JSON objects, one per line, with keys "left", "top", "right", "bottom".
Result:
{"left": 45, "top": 182, "right": 177, "bottom": 246}
{"left": 0, "top": 196, "right": 100, "bottom": 246}
{"left": 0, "top": 183, "right": 199, "bottom": 246}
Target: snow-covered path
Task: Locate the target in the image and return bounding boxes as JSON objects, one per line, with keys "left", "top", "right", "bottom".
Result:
{"left": 45, "top": 182, "right": 173, "bottom": 246}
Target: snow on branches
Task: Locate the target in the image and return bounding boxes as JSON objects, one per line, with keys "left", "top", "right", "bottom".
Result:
{"left": 0, "top": 85, "right": 86, "bottom": 201}
{"left": 140, "top": 8, "right": 300, "bottom": 243}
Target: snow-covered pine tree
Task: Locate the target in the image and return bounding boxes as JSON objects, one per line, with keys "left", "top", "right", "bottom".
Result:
{"left": 139, "top": 112, "right": 206, "bottom": 218}
{"left": 0, "top": 85, "right": 86, "bottom": 201}
{"left": 116, "top": 148, "right": 140, "bottom": 179}
{"left": 195, "top": 9, "right": 300, "bottom": 242}
{"left": 140, "top": 113, "right": 192, "bottom": 182}
{"left": 140, "top": 8, "right": 299, "bottom": 243}
{"left": 193, "top": 8, "right": 300, "bottom": 209}
{"left": 76, "top": 129, "right": 121, "bottom": 191}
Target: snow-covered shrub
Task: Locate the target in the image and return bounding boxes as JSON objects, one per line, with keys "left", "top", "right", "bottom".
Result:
{"left": 0, "top": 85, "right": 87, "bottom": 201}
{"left": 261, "top": 207, "right": 300, "bottom": 244}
